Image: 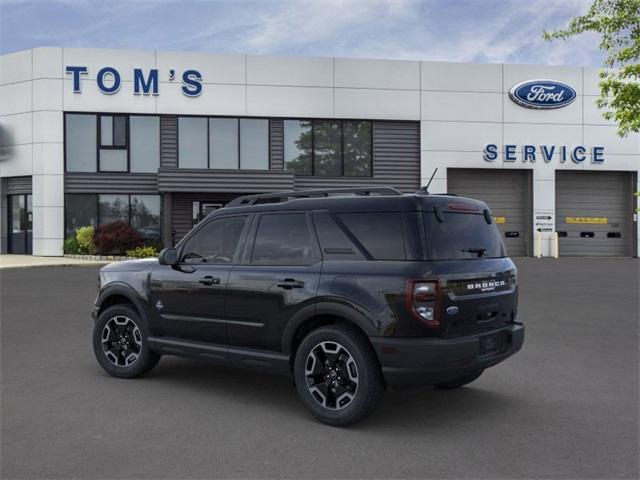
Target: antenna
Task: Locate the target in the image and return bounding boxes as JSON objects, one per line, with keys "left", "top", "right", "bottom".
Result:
{"left": 417, "top": 168, "right": 438, "bottom": 194}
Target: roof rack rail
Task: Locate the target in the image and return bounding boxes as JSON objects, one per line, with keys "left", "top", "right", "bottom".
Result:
{"left": 226, "top": 186, "right": 402, "bottom": 207}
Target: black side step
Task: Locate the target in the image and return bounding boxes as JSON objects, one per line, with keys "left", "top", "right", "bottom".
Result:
{"left": 148, "top": 336, "right": 291, "bottom": 376}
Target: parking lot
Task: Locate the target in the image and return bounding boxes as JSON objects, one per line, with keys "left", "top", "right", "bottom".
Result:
{"left": 1, "top": 258, "right": 638, "bottom": 479}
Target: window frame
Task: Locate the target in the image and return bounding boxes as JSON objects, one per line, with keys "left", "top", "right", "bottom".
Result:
{"left": 98, "top": 114, "right": 129, "bottom": 172}
{"left": 176, "top": 213, "right": 251, "bottom": 265}
{"left": 284, "top": 118, "right": 373, "bottom": 177}
{"left": 63, "top": 112, "right": 161, "bottom": 174}
{"left": 243, "top": 211, "right": 321, "bottom": 267}
{"left": 177, "top": 115, "right": 271, "bottom": 170}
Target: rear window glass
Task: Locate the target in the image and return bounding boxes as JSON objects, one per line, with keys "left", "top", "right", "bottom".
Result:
{"left": 423, "top": 212, "right": 505, "bottom": 260}
{"left": 337, "top": 212, "right": 406, "bottom": 260}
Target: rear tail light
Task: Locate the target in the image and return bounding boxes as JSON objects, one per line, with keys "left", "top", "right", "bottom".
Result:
{"left": 406, "top": 280, "right": 440, "bottom": 328}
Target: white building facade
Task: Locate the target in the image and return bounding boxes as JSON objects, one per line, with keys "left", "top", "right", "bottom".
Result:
{"left": 1, "top": 47, "right": 638, "bottom": 257}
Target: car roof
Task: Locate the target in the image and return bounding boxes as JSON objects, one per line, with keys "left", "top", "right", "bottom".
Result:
{"left": 211, "top": 193, "right": 490, "bottom": 216}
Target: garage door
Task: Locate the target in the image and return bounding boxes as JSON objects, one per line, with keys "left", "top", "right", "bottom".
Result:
{"left": 448, "top": 169, "right": 531, "bottom": 257}
{"left": 556, "top": 171, "right": 634, "bottom": 257}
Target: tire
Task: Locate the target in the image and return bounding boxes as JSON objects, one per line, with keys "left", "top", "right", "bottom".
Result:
{"left": 434, "top": 370, "right": 483, "bottom": 390}
{"left": 294, "top": 324, "right": 385, "bottom": 427}
{"left": 93, "top": 304, "right": 160, "bottom": 379}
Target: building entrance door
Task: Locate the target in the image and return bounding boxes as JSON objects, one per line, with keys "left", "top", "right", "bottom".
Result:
{"left": 8, "top": 194, "right": 32, "bottom": 254}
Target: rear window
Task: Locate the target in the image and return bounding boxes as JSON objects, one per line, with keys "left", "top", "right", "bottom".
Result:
{"left": 423, "top": 212, "right": 505, "bottom": 260}
{"left": 337, "top": 212, "right": 406, "bottom": 260}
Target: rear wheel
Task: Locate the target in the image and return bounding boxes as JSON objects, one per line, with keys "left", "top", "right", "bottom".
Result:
{"left": 294, "top": 324, "right": 385, "bottom": 426}
{"left": 434, "top": 370, "right": 483, "bottom": 390}
{"left": 93, "top": 304, "right": 160, "bottom": 378}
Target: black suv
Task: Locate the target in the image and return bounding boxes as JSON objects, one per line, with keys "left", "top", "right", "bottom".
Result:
{"left": 92, "top": 187, "right": 524, "bottom": 426}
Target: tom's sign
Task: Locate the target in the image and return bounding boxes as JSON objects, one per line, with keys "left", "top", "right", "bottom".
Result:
{"left": 65, "top": 66, "right": 203, "bottom": 97}
{"left": 509, "top": 79, "right": 576, "bottom": 109}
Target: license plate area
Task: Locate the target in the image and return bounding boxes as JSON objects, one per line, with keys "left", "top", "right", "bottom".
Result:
{"left": 479, "top": 332, "right": 508, "bottom": 357}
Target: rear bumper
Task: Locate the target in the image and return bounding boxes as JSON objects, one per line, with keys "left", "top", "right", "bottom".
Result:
{"left": 370, "top": 323, "right": 524, "bottom": 390}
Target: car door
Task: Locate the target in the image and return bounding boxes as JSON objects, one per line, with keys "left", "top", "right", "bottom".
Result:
{"left": 149, "top": 214, "right": 250, "bottom": 345}
{"left": 225, "top": 211, "right": 322, "bottom": 352}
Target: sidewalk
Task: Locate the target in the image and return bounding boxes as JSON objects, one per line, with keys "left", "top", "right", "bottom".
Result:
{"left": 0, "top": 254, "right": 109, "bottom": 269}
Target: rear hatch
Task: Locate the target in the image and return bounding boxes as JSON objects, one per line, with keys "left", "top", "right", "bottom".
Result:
{"left": 422, "top": 203, "right": 518, "bottom": 339}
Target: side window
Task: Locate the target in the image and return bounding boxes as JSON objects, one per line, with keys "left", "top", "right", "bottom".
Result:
{"left": 337, "top": 212, "right": 406, "bottom": 260}
{"left": 180, "top": 216, "right": 247, "bottom": 264}
{"left": 251, "top": 213, "right": 316, "bottom": 265}
{"left": 313, "top": 212, "right": 365, "bottom": 260}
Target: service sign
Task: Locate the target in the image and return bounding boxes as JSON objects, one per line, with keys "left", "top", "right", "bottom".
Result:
{"left": 566, "top": 217, "right": 608, "bottom": 225}
{"left": 534, "top": 210, "right": 554, "bottom": 232}
{"left": 509, "top": 79, "right": 577, "bottom": 109}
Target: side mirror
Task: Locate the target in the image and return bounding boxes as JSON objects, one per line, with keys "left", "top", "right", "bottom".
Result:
{"left": 158, "top": 247, "right": 178, "bottom": 266}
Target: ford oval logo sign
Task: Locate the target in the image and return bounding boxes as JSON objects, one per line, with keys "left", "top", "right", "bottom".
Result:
{"left": 509, "top": 79, "right": 577, "bottom": 109}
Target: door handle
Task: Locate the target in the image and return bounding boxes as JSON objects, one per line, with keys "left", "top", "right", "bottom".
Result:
{"left": 198, "top": 276, "right": 221, "bottom": 286}
{"left": 276, "top": 278, "right": 305, "bottom": 289}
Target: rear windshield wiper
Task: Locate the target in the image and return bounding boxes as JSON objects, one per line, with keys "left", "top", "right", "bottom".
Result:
{"left": 461, "top": 247, "right": 487, "bottom": 258}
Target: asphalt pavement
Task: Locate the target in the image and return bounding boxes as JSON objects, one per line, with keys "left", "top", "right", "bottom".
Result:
{"left": 1, "top": 258, "right": 638, "bottom": 479}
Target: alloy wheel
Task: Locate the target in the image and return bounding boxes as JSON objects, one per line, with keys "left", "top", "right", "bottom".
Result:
{"left": 304, "top": 341, "right": 359, "bottom": 410}
{"left": 101, "top": 315, "right": 143, "bottom": 367}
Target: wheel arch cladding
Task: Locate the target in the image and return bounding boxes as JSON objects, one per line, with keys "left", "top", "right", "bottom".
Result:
{"left": 97, "top": 284, "right": 146, "bottom": 322}
{"left": 285, "top": 313, "right": 376, "bottom": 372}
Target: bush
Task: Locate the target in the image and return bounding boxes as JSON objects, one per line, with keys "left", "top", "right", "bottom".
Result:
{"left": 75, "top": 226, "right": 96, "bottom": 254}
{"left": 94, "top": 221, "right": 143, "bottom": 255}
{"left": 126, "top": 245, "right": 159, "bottom": 258}
{"left": 64, "top": 236, "right": 79, "bottom": 254}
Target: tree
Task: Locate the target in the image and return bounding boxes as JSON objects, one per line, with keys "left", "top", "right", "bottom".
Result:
{"left": 543, "top": 0, "right": 640, "bottom": 136}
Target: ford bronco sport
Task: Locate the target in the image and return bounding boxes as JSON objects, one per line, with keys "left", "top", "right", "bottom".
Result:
{"left": 92, "top": 187, "right": 524, "bottom": 426}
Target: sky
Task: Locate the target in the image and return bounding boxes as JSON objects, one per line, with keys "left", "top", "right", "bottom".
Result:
{"left": 0, "top": 0, "right": 604, "bottom": 66}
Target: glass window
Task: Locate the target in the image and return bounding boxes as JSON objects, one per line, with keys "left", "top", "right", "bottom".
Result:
{"left": 343, "top": 121, "right": 371, "bottom": 176}
{"left": 100, "top": 116, "right": 113, "bottom": 146}
{"left": 178, "top": 117, "right": 208, "bottom": 168}
{"left": 100, "top": 149, "right": 127, "bottom": 172}
{"left": 131, "top": 195, "right": 161, "bottom": 245}
{"left": 240, "top": 119, "right": 268, "bottom": 170}
{"left": 65, "top": 114, "right": 97, "bottom": 172}
{"left": 423, "top": 212, "right": 505, "bottom": 260}
{"left": 100, "top": 115, "right": 127, "bottom": 147}
{"left": 98, "top": 195, "right": 129, "bottom": 226}
{"left": 130, "top": 116, "right": 160, "bottom": 173}
{"left": 181, "top": 216, "right": 247, "bottom": 264}
{"left": 10, "top": 195, "right": 24, "bottom": 233}
{"left": 65, "top": 194, "right": 97, "bottom": 236}
{"left": 113, "top": 116, "right": 127, "bottom": 146}
{"left": 210, "top": 118, "right": 238, "bottom": 169}
{"left": 284, "top": 120, "right": 312, "bottom": 175}
{"left": 313, "top": 120, "right": 341, "bottom": 176}
{"left": 252, "top": 213, "right": 316, "bottom": 265}
{"left": 313, "top": 212, "right": 364, "bottom": 260}
{"left": 337, "top": 212, "right": 406, "bottom": 260}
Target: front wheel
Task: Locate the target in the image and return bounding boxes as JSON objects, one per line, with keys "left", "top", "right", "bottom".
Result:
{"left": 294, "top": 324, "right": 385, "bottom": 427}
{"left": 93, "top": 304, "right": 160, "bottom": 378}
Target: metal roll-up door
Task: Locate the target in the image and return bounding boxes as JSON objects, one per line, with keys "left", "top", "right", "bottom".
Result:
{"left": 447, "top": 169, "right": 531, "bottom": 257}
{"left": 555, "top": 171, "right": 633, "bottom": 257}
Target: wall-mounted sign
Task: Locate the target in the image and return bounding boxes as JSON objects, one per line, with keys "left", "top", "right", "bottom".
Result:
{"left": 534, "top": 209, "right": 554, "bottom": 232}
{"left": 483, "top": 144, "right": 604, "bottom": 164}
{"left": 565, "top": 217, "right": 608, "bottom": 224}
{"left": 65, "top": 66, "right": 203, "bottom": 97}
{"left": 509, "top": 79, "right": 577, "bottom": 109}
{"left": 493, "top": 216, "right": 506, "bottom": 224}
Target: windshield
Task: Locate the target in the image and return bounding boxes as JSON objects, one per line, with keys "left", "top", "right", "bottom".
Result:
{"left": 423, "top": 211, "right": 506, "bottom": 260}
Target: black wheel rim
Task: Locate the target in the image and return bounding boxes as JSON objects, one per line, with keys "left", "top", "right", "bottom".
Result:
{"left": 101, "top": 316, "right": 142, "bottom": 367}
{"left": 305, "top": 341, "right": 359, "bottom": 411}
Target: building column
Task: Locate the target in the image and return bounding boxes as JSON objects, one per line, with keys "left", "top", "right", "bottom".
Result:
{"left": 0, "top": 179, "right": 7, "bottom": 254}
{"left": 532, "top": 168, "right": 555, "bottom": 258}
{"left": 162, "top": 192, "right": 173, "bottom": 248}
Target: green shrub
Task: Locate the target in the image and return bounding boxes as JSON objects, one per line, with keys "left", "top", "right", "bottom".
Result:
{"left": 125, "top": 245, "right": 159, "bottom": 258}
{"left": 64, "top": 236, "right": 79, "bottom": 254}
{"left": 76, "top": 226, "right": 96, "bottom": 254}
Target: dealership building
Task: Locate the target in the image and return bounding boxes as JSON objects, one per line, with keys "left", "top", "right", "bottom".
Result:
{"left": 0, "top": 47, "right": 638, "bottom": 257}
